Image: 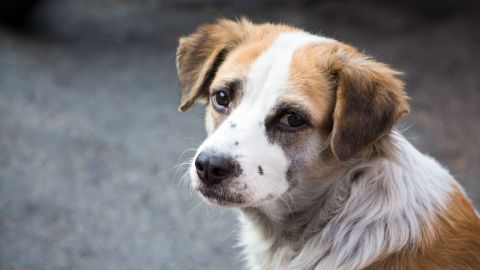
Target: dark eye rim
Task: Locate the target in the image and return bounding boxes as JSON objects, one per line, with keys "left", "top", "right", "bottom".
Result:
{"left": 210, "top": 80, "right": 242, "bottom": 112}
{"left": 211, "top": 90, "right": 230, "bottom": 112}
{"left": 275, "top": 110, "right": 310, "bottom": 132}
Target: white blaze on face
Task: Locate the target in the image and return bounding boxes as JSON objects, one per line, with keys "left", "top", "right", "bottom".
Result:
{"left": 191, "top": 32, "right": 335, "bottom": 205}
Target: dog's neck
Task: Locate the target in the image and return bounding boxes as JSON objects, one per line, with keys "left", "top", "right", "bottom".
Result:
{"left": 238, "top": 131, "right": 456, "bottom": 269}
{"left": 241, "top": 155, "right": 358, "bottom": 248}
{"left": 240, "top": 134, "right": 385, "bottom": 245}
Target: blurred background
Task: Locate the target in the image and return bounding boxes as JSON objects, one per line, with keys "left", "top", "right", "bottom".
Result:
{"left": 0, "top": 0, "right": 479, "bottom": 269}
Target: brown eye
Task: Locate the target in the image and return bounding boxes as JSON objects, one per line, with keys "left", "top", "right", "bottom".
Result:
{"left": 212, "top": 90, "right": 230, "bottom": 110}
{"left": 279, "top": 112, "right": 306, "bottom": 130}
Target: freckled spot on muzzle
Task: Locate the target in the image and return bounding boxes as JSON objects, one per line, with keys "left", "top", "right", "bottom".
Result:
{"left": 258, "top": 166, "right": 264, "bottom": 175}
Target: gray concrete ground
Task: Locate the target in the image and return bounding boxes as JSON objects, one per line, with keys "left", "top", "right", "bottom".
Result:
{"left": 0, "top": 1, "right": 479, "bottom": 269}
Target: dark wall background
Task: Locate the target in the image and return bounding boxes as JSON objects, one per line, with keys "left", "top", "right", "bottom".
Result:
{"left": 1, "top": 1, "right": 479, "bottom": 269}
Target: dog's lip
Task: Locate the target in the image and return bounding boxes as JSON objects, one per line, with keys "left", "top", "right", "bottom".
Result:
{"left": 195, "top": 185, "right": 278, "bottom": 207}
{"left": 196, "top": 186, "right": 220, "bottom": 199}
{"left": 196, "top": 185, "right": 247, "bottom": 205}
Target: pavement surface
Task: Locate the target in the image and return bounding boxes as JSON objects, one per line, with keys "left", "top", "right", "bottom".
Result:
{"left": 0, "top": 1, "right": 479, "bottom": 269}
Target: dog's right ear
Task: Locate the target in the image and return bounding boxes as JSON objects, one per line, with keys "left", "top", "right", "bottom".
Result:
{"left": 176, "top": 18, "right": 251, "bottom": 112}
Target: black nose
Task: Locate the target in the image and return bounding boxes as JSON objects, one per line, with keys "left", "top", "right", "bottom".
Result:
{"left": 194, "top": 152, "right": 237, "bottom": 186}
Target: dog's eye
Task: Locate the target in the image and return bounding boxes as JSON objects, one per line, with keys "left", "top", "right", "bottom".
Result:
{"left": 278, "top": 112, "right": 306, "bottom": 130}
{"left": 212, "top": 90, "right": 230, "bottom": 110}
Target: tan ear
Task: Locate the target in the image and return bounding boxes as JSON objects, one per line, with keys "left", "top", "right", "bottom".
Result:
{"left": 329, "top": 46, "right": 410, "bottom": 161}
{"left": 176, "top": 18, "right": 251, "bottom": 112}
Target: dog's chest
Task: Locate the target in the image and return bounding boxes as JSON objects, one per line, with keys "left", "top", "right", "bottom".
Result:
{"left": 239, "top": 215, "right": 296, "bottom": 270}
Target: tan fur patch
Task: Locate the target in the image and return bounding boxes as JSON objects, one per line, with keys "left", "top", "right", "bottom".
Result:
{"left": 287, "top": 44, "right": 336, "bottom": 128}
{"left": 287, "top": 43, "right": 349, "bottom": 142}
{"left": 211, "top": 22, "right": 299, "bottom": 90}
{"left": 287, "top": 42, "right": 410, "bottom": 161}
{"left": 365, "top": 187, "right": 480, "bottom": 270}
{"left": 290, "top": 42, "right": 409, "bottom": 161}
{"left": 177, "top": 18, "right": 298, "bottom": 112}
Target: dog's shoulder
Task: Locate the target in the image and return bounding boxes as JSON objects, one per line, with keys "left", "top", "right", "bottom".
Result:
{"left": 365, "top": 187, "right": 480, "bottom": 270}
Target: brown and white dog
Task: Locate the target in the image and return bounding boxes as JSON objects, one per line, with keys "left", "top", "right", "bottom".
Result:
{"left": 176, "top": 18, "right": 480, "bottom": 270}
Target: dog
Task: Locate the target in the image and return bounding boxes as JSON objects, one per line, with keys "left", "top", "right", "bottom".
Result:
{"left": 175, "top": 18, "right": 480, "bottom": 270}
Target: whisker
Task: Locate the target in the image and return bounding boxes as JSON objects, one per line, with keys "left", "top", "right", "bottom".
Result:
{"left": 188, "top": 198, "right": 208, "bottom": 216}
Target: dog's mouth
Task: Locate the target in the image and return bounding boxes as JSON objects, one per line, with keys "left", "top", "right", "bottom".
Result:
{"left": 196, "top": 184, "right": 280, "bottom": 207}
{"left": 196, "top": 185, "right": 247, "bottom": 206}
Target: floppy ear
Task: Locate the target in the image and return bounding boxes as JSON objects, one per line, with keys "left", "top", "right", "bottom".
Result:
{"left": 176, "top": 18, "right": 251, "bottom": 112}
{"left": 329, "top": 46, "right": 410, "bottom": 161}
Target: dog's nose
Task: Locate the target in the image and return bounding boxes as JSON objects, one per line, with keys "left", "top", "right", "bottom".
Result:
{"left": 195, "top": 152, "right": 237, "bottom": 186}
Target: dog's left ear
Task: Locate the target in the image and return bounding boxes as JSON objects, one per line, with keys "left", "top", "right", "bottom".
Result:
{"left": 176, "top": 18, "right": 251, "bottom": 112}
{"left": 328, "top": 45, "right": 410, "bottom": 161}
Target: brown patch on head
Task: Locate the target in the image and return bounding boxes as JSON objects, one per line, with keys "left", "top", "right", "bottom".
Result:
{"left": 218, "top": 22, "right": 298, "bottom": 75}
{"left": 208, "top": 23, "right": 299, "bottom": 108}
{"left": 212, "top": 36, "right": 277, "bottom": 84}
{"left": 177, "top": 18, "right": 299, "bottom": 112}
{"left": 365, "top": 187, "right": 480, "bottom": 269}
{"left": 288, "top": 43, "right": 338, "bottom": 133}
{"left": 288, "top": 42, "right": 409, "bottom": 161}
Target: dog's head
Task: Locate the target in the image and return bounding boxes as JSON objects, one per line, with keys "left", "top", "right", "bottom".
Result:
{"left": 176, "top": 18, "right": 409, "bottom": 207}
